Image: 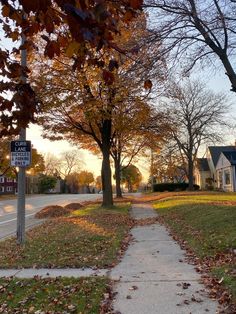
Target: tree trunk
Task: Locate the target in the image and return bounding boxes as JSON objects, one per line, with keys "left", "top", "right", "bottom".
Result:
{"left": 188, "top": 157, "right": 194, "bottom": 191}
{"left": 101, "top": 147, "right": 113, "bottom": 206}
{"left": 114, "top": 159, "right": 122, "bottom": 198}
{"left": 128, "top": 177, "right": 132, "bottom": 193}
{"left": 101, "top": 118, "right": 113, "bottom": 207}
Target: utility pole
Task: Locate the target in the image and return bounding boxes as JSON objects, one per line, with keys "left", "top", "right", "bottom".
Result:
{"left": 16, "top": 27, "right": 27, "bottom": 245}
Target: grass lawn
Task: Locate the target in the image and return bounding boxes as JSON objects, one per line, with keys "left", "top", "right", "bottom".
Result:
{"left": 0, "top": 277, "right": 109, "bottom": 313}
{"left": 0, "top": 203, "right": 133, "bottom": 268}
{"left": 153, "top": 192, "right": 236, "bottom": 300}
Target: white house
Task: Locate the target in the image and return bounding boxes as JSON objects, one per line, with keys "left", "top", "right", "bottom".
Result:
{"left": 216, "top": 151, "right": 236, "bottom": 192}
{"left": 194, "top": 145, "right": 236, "bottom": 191}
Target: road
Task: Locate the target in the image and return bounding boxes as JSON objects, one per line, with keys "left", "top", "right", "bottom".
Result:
{"left": 0, "top": 194, "right": 101, "bottom": 240}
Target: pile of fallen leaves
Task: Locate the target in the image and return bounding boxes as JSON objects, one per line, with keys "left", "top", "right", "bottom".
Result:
{"left": 35, "top": 205, "right": 73, "bottom": 218}
{"left": 64, "top": 202, "right": 83, "bottom": 210}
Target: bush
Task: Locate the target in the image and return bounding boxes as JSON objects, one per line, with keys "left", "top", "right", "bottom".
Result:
{"left": 153, "top": 183, "right": 200, "bottom": 192}
{"left": 38, "top": 174, "right": 57, "bottom": 193}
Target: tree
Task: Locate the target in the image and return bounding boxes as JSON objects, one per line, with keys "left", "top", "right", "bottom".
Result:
{"left": 57, "top": 150, "right": 83, "bottom": 178}
{"left": 121, "top": 164, "right": 142, "bottom": 192}
{"left": 163, "top": 80, "right": 230, "bottom": 190}
{"left": 66, "top": 172, "right": 80, "bottom": 194}
{"left": 152, "top": 146, "right": 187, "bottom": 183}
{"left": 78, "top": 170, "right": 94, "bottom": 193}
{"left": 146, "top": 0, "right": 236, "bottom": 92}
{"left": 38, "top": 174, "right": 57, "bottom": 193}
{"left": 95, "top": 176, "right": 102, "bottom": 192}
{"left": 30, "top": 13, "right": 163, "bottom": 206}
{"left": 43, "top": 150, "right": 82, "bottom": 178}
{"left": 111, "top": 101, "right": 165, "bottom": 198}
{"left": 0, "top": 138, "right": 13, "bottom": 176}
{"left": 28, "top": 148, "right": 45, "bottom": 175}
{"left": 0, "top": 0, "right": 143, "bottom": 135}
{"left": 43, "top": 153, "right": 60, "bottom": 177}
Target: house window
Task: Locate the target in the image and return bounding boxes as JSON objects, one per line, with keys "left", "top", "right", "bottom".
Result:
{"left": 0, "top": 187, "right": 4, "bottom": 192}
{"left": 6, "top": 177, "right": 12, "bottom": 182}
{"left": 6, "top": 186, "right": 12, "bottom": 192}
{"left": 0, "top": 177, "right": 4, "bottom": 183}
{"left": 224, "top": 170, "right": 231, "bottom": 185}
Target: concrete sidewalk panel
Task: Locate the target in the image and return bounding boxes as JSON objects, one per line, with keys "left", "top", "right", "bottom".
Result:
{"left": 131, "top": 225, "right": 174, "bottom": 241}
{"left": 0, "top": 269, "right": 21, "bottom": 277}
{"left": 13, "top": 268, "right": 108, "bottom": 278}
{"left": 112, "top": 281, "right": 220, "bottom": 314}
{"left": 110, "top": 261, "right": 200, "bottom": 281}
{"left": 131, "top": 204, "right": 157, "bottom": 220}
{"left": 127, "top": 239, "right": 186, "bottom": 256}
{"left": 131, "top": 211, "right": 157, "bottom": 219}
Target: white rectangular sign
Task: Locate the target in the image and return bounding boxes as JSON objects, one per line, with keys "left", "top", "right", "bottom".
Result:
{"left": 10, "top": 141, "right": 31, "bottom": 167}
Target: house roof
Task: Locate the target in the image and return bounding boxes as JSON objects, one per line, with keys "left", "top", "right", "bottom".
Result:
{"left": 222, "top": 151, "right": 236, "bottom": 165}
{"left": 196, "top": 158, "right": 210, "bottom": 171}
{"left": 208, "top": 146, "right": 236, "bottom": 166}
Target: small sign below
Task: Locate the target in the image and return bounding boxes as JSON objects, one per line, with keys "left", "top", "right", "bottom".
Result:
{"left": 10, "top": 141, "right": 31, "bottom": 167}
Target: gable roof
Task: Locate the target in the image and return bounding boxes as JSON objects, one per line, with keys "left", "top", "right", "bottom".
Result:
{"left": 196, "top": 158, "right": 210, "bottom": 171}
{"left": 222, "top": 151, "right": 236, "bottom": 165}
{"left": 208, "top": 146, "right": 236, "bottom": 166}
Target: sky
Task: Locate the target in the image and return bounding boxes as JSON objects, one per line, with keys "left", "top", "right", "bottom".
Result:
{"left": 27, "top": 124, "right": 103, "bottom": 178}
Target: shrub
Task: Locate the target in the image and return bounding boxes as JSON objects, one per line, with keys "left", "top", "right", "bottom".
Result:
{"left": 153, "top": 183, "right": 199, "bottom": 192}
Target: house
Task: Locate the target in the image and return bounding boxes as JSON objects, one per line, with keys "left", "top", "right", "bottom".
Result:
{"left": 194, "top": 158, "right": 211, "bottom": 189}
{"left": 216, "top": 151, "right": 236, "bottom": 192}
{"left": 0, "top": 175, "right": 17, "bottom": 194}
{"left": 194, "top": 145, "right": 236, "bottom": 191}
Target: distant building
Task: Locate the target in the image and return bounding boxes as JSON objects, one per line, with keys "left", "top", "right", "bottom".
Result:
{"left": 0, "top": 176, "right": 17, "bottom": 194}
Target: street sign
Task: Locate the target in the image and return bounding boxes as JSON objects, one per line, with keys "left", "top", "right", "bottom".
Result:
{"left": 10, "top": 140, "right": 31, "bottom": 167}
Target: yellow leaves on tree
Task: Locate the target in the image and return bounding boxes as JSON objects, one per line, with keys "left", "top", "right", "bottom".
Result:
{"left": 78, "top": 171, "right": 94, "bottom": 187}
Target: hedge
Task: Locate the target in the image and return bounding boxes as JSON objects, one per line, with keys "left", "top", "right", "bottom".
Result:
{"left": 153, "top": 182, "right": 200, "bottom": 192}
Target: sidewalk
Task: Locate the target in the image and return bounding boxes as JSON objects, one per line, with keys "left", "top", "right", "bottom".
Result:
{"left": 0, "top": 203, "right": 223, "bottom": 313}
{"left": 110, "top": 203, "right": 222, "bottom": 314}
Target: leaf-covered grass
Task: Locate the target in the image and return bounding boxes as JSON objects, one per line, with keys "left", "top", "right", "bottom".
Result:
{"left": 0, "top": 276, "right": 109, "bottom": 313}
{"left": 127, "top": 190, "right": 233, "bottom": 203}
{"left": 211, "top": 266, "right": 236, "bottom": 300}
{"left": 0, "top": 203, "right": 133, "bottom": 268}
{"left": 153, "top": 193, "right": 236, "bottom": 299}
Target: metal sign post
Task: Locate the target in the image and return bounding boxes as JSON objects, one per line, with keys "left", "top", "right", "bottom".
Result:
{"left": 16, "top": 135, "right": 27, "bottom": 244}
{"left": 16, "top": 27, "right": 27, "bottom": 245}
